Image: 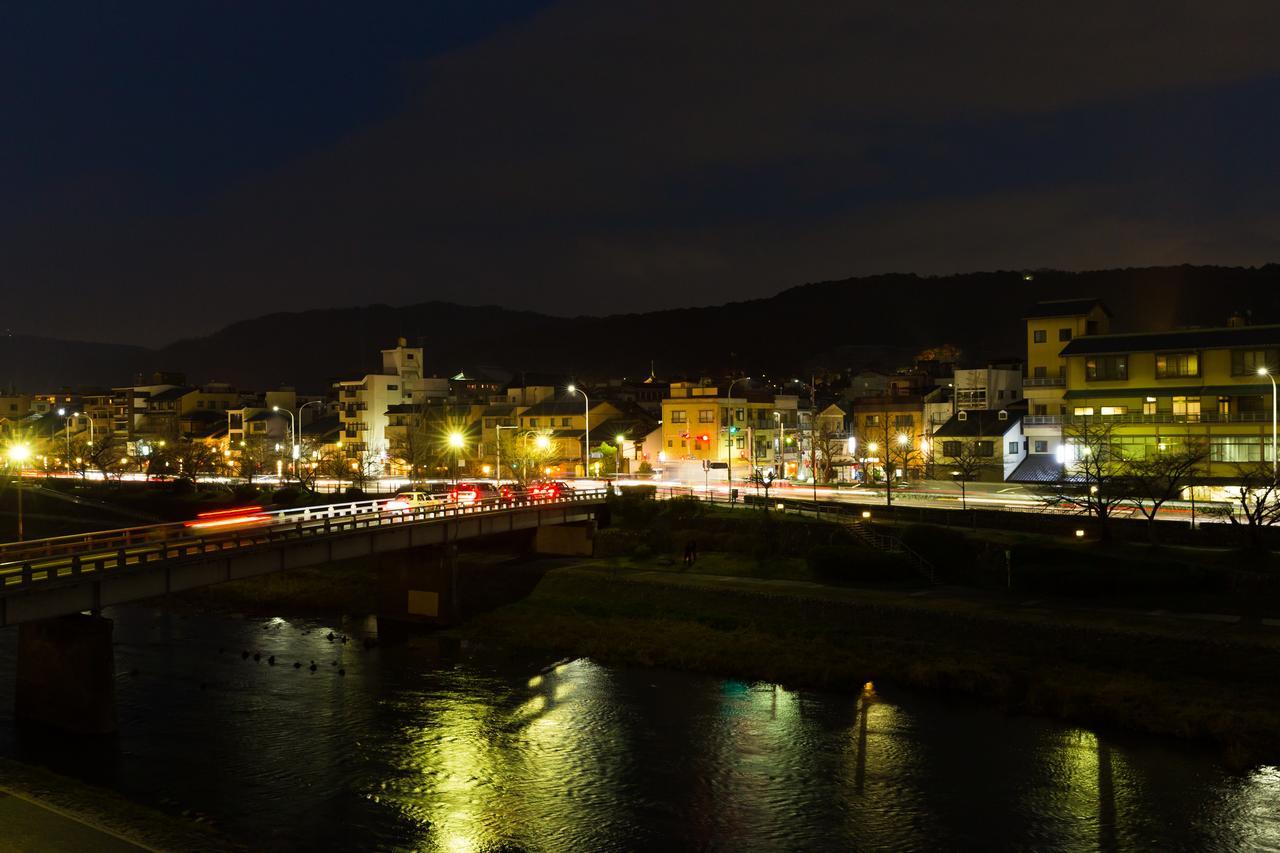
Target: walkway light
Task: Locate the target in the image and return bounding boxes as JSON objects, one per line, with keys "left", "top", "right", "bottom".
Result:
{"left": 897, "top": 433, "right": 909, "bottom": 446}
{"left": 535, "top": 435, "right": 551, "bottom": 450}
{"left": 448, "top": 432, "right": 465, "bottom": 449}
{"left": 7, "top": 443, "right": 31, "bottom": 465}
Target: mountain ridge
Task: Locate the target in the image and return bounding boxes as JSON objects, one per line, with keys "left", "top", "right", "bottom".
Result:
{"left": 7, "top": 264, "right": 1280, "bottom": 391}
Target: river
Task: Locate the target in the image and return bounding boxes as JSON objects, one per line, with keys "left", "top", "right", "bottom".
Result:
{"left": 1, "top": 606, "right": 1278, "bottom": 852}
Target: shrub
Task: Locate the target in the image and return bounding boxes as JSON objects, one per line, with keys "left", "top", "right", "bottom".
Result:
{"left": 231, "top": 484, "right": 259, "bottom": 502}
{"left": 272, "top": 486, "right": 303, "bottom": 506}
{"left": 344, "top": 486, "right": 365, "bottom": 499}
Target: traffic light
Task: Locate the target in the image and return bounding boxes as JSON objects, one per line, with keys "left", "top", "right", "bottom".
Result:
{"left": 729, "top": 426, "right": 738, "bottom": 434}
{"left": 699, "top": 434, "right": 710, "bottom": 442}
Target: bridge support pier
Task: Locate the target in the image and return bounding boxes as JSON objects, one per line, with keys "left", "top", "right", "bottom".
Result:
{"left": 15, "top": 613, "right": 116, "bottom": 735}
{"left": 533, "top": 520, "right": 596, "bottom": 556}
{"left": 376, "top": 544, "right": 460, "bottom": 629}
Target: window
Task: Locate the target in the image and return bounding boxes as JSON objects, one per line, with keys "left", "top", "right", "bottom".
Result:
{"left": 561, "top": 417, "right": 571, "bottom": 427}
{"left": 1231, "top": 348, "right": 1279, "bottom": 376}
{"left": 1218, "top": 396, "right": 1231, "bottom": 416}
{"left": 1143, "top": 397, "right": 1157, "bottom": 415}
{"left": 1009, "top": 441, "right": 1020, "bottom": 455}
{"left": 671, "top": 411, "right": 687, "bottom": 423}
{"left": 667, "top": 439, "right": 673, "bottom": 448}
{"left": 387, "top": 384, "right": 398, "bottom": 391}
{"left": 1073, "top": 407, "right": 1095, "bottom": 416}
{"left": 735, "top": 408, "right": 745, "bottom": 421}
{"left": 1034, "top": 440, "right": 1048, "bottom": 453}
{"left": 698, "top": 409, "right": 715, "bottom": 423}
{"left": 1059, "top": 328, "right": 1072, "bottom": 342}
{"left": 736, "top": 437, "right": 744, "bottom": 449}
{"left": 405, "top": 353, "right": 414, "bottom": 360}
{"left": 1155, "top": 352, "right": 1199, "bottom": 378}
{"left": 1033, "top": 366, "right": 1047, "bottom": 378}
{"left": 1210, "top": 436, "right": 1264, "bottom": 463}
{"left": 942, "top": 441, "right": 961, "bottom": 457}
{"left": 1033, "top": 404, "right": 1047, "bottom": 416}
{"left": 893, "top": 414, "right": 914, "bottom": 429}
{"left": 1085, "top": 355, "right": 1127, "bottom": 380}
{"left": 529, "top": 418, "right": 539, "bottom": 428}
{"left": 975, "top": 441, "right": 995, "bottom": 457}
{"left": 1171, "top": 396, "right": 1201, "bottom": 421}
{"left": 1033, "top": 330, "right": 1047, "bottom": 343}
{"left": 865, "top": 415, "right": 881, "bottom": 427}
{"left": 1100, "top": 406, "right": 1128, "bottom": 416}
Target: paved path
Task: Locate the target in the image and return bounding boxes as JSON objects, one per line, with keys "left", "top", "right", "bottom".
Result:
{"left": 0, "top": 790, "right": 146, "bottom": 853}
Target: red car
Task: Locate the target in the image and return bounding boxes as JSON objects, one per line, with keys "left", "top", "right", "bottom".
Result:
{"left": 526, "top": 480, "right": 573, "bottom": 500}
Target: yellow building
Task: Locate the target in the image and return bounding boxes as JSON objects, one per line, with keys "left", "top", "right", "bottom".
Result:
{"left": 659, "top": 382, "right": 802, "bottom": 474}
{"left": 1059, "top": 324, "right": 1278, "bottom": 482}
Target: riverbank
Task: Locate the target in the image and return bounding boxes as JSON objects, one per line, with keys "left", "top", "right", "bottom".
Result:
{"left": 0, "top": 757, "right": 236, "bottom": 852}
{"left": 462, "top": 559, "right": 1280, "bottom": 768}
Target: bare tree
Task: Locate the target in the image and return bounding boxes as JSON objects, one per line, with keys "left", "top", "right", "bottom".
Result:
{"left": 941, "top": 439, "right": 991, "bottom": 510}
{"left": 171, "top": 439, "right": 220, "bottom": 483}
{"left": 1124, "top": 440, "right": 1209, "bottom": 540}
{"left": 500, "top": 431, "right": 558, "bottom": 483}
{"left": 812, "top": 421, "right": 844, "bottom": 484}
{"left": 1056, "top": 416, "right": 1130, "bottom": 539}
{"left": 1227, "top": 461, "right": 1280, "bottom": 552}
{"left": 234, "top": 436, "right": 273, "bottom": 484}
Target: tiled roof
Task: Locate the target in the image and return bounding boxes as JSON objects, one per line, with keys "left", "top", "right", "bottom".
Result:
{"left": 1007, "top": 454, "right": 1064, "bottom": 484}
{"left": 934, "top": 406, "right": 1024, "bottom": 437}
{"left": 1059, "top": 325, "right": 1280, "bottom": 356}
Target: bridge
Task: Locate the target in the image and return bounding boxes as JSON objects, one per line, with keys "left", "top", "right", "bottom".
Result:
{"left": 0, "top": 489, "right": 607, "bottom": 733}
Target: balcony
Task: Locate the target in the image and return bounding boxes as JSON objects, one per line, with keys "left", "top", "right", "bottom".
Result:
{"left": 1024, "top": 415, "right": 1063, "bottom": 425}
{"left": 1063, "top": 412, "right": 1271, "bottom": 426}
{"left": 1024, "top": 377, "right": 1066, "bottom": 387}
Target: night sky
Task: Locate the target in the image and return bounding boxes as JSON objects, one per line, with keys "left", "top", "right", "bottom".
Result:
{"left": 5, "top": 2, "right": 1280, "bottom": 346}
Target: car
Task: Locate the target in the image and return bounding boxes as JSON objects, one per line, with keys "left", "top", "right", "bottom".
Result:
{"left": 383, "top": 491, "right": 446, "bottom": 513}
{"left": 526, "top": 480, "right": 573, "bottom": 500}
{"left": 448, "top": 482, "right": 500, "bottom": 506}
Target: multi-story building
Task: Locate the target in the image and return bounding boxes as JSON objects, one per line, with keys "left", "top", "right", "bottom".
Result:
{"left": 933, "top": 405, "right": 1028, "bottom": 482}
{"left": 1015, "top": 299, "right": 1112, "bottom": 481}
{"left": 334, "top": 339, "right": 428, "bottom": 462}
{"left": 1056, "top": 322, "right": 1279, "bottom": 491}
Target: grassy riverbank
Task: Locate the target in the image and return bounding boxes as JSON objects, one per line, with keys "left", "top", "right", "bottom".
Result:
{"left": 464, "top": 560, "right": 1280, "bottom": 768}
{"left": 0, "top": 757, "right": 237, "bottom": 852}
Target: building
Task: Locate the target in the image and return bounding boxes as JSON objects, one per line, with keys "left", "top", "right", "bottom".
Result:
{"left": 1055, "top": 322, "right": 1279, "bottom": 490}
{"left": 933, "top": 405, "right": 1027, "bottom": 482}
{"left": 334, "top": 339, "right": 428, "bottom": 463}
{"left": 1017, "top": 298, "right": 1112, "bottom": 478}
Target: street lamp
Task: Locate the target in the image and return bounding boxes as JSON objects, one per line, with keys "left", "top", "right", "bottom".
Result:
{"left": 57, "top": 408, "right": 73, "bottom": 469}
{"left": 272, "top": 406, "right": 296, "bottom": 481}
{"left": 7, "top": 442, "right": 31, "bottom": 540}
{"left": 1259, "top": 367, "right": 1277, "bottom": 480}
{"left": 567, "top": 385, "right": 590, "bottom": 479}
{"left": 725, "top": 376, "right": 751, "bottom": 490}
{"left": 615, "top": 433, "right": 626, "bottom": 479}
{"left": 448, "top": 431, "right": 465, "bottom": 486}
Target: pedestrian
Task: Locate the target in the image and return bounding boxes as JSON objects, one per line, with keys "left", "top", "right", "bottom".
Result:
{"left": 690, "top": 539, "right": 698, "bottom": 565}
{"left": 683, "top": 541, "right": 693, "bottom": 567}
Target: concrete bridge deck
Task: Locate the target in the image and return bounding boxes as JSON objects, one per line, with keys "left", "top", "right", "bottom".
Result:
{"left": 0, "top": 490, "right": 606, "bottom": 628}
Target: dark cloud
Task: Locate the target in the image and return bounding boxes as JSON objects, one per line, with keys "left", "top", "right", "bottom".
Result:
{"left": 6, "top": 1, "right": 1280, "bottom": 344}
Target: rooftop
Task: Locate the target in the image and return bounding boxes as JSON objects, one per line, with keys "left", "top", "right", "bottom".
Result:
{"left": 1058, "top": 324, "right": 1280, "bottom": 356}
{"left": 934, "top": 405, "right": 1025, "bottom": 437}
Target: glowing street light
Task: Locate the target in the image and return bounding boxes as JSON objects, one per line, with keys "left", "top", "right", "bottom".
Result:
{"left": 447, "top": 432, "right": 465, "bottom": 486}
{"left": 535, "top": 434, "right": 551, "bottom": 451}
{"left": 7, "top": 442, "right": 31, "bottom": 540}
{"left": 1259, "top": 367, "right": 1277, "bottom": 480}
{"left": 615, "top": 433, "right": 626, "bottom": 479}
{"left": 567, "top": 385, "right": 590, "bottom": 478}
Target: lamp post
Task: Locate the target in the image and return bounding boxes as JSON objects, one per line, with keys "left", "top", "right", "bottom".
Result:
{"left": 725, "top": 376, "right": 750, "bottom": 491}
{"left": 58, "top": 408, "right": 71, "bottom": 469}
{"left": 447, "top": 431, "right": 465, "bottom": 486}
{"left": 567, "top": 385, "right": 590, "bottom": 479}
{"left": 615, "top": 433, "right": 626, "bottom": 479}
{"left": 7, "top": 442, "right": 30, "bottom": 540}
{"left": 272, "top": 406, "right": 296, "bottom": 481}
{"left": 1260, "top": 367, "right": 1278, "bottom": 481}
{"left": 495, "top": 424, "right": 518, "bottom": 484}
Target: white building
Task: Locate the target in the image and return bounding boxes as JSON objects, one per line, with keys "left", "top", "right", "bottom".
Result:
{"left": 335, "top": 338, "right": 427, "bottom": 460}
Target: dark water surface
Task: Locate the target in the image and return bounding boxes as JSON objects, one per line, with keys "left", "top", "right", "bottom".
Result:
{"left": 1, "top": 606, "right": 1278, "bottom": 852}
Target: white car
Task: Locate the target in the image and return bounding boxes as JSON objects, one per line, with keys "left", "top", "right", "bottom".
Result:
{"left": 383, "top": 491, "right": 445, "bottom": 512}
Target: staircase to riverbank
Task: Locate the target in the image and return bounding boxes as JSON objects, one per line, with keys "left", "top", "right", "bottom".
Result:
{"left": 843, "top": 518, "right": 937, "bottom": 584}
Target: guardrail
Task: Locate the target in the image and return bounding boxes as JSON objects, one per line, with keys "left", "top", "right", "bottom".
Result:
{"left": 0, "top": 489, "right": 608, "bottom": 591}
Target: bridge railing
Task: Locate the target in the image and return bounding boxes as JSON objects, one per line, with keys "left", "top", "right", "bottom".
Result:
{"left": 0, "top": 489, "right": 608, "bottom": 575}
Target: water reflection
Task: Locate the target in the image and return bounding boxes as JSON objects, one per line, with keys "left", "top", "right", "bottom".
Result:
{"left": 1, "top": 607, "right": 1280, "bottom": 852}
